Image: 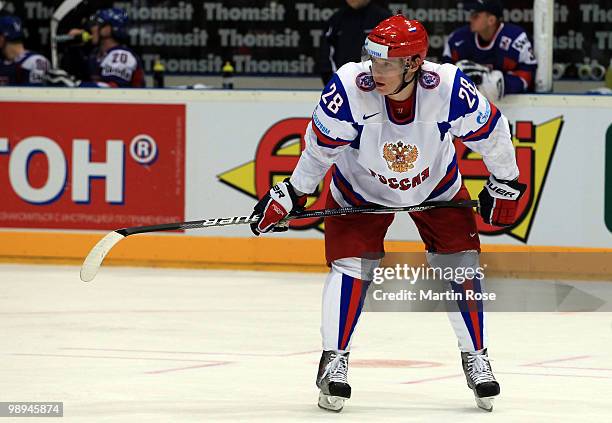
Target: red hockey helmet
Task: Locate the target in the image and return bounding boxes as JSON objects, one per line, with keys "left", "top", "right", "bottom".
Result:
{"left": 365, "top": 15, "right": 429, "bottom": 60}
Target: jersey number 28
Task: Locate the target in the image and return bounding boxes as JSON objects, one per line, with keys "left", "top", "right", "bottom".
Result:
{"left": 321, "top": 83, "right": 344, "bottom": 114}
{"left": 458, "top": 77, "right": 477, "bottom": 108}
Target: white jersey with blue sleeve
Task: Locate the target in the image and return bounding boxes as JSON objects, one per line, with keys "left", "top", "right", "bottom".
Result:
{"left": 290, "top": 70, "right": 360, "bottom": 195}
{"left": 438, "top": 65, "right": 519, "bottom": 181}
{"left": 290, "top": 60, "right": 518, "bottom": 208}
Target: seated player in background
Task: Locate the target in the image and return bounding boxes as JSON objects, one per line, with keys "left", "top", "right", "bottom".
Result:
{"left": 251, "top": 15, "right": 526, "bottom": 413}
{"left": 442, "top": 0, "right": 537, "bottom": 101}
{"left": 47, "top": 8, "right": 145, "bottom": 88}
{"left": 0, "top": 15, "right": 49, "bottom": 86}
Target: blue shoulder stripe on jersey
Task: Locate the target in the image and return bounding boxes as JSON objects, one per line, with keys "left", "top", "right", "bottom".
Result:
{"left": 319, "top": 73, "right": 354, "bottom": 124}
{"left": 448, "top": 68, "right": 480, "bottom": 123}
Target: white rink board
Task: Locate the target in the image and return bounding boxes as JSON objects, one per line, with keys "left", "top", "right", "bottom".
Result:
{"left": 186, "top": 92, "right": 612, "bottom": 247}
{"left": 0, "top": 88, "right": 610, "bottom": 248}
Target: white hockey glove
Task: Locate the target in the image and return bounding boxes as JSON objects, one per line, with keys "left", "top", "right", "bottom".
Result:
{"left": 45, "top": 68, "right": 81, "bottom": 87}
{"left": 456, "top": 60, "right": 490, "bottom": 85}
{"left": 456, "top": 60, "right": 504, "bottom": 101}
{"left": 478, "top": 70, "right": 505, "bottom": 102}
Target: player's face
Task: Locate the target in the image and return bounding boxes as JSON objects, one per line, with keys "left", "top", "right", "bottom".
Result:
{"left": 99, "top": 24, "right": 112, "bottom": 39}
{"left": 3, "top": 42, "right": 18, "bottom": 61}
{"left": 469, "top": 11, "right": 485, "bottom": 32}
{"left": 346, "top": 0, "right": 370, "bottom": 9}
{"left": 370, "top": 57, "right": 406, "bottom": 94}
{"left": 470, "top": 11, "right": 495, "bottom": 33}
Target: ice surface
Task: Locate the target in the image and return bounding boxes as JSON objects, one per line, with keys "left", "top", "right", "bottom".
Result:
{"left": 1, "top": 264, "right": 611, "bottom": 422}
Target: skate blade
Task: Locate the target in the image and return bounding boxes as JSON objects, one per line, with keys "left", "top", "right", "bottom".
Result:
{"left": 318, "top": 392, "right": 345, "bottom": 412}
{"left": 475, "top": 395, "right": 494, "bottom": 412}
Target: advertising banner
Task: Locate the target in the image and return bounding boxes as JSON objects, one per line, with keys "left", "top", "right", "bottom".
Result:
{"left": 190, "top": 94, "right": 611, "bottom": 248}
{"left": 0, "top": 89, "right": 610, "bottom": 251}
{"left": 0, "top": 102, "right": 185, "bottom": 230}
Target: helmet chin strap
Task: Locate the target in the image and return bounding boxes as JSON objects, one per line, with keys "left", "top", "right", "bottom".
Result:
{"left": 390, "top": 59, "right": 420, "bottom": 96}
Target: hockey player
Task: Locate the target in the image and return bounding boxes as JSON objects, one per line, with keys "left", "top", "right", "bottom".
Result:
{"left": 442, "top": 0, "right": 537, "bottom": 101}
{"left": 47, "top": 8, "right": 145, "bottom": 88}
{"left": 251, "top": 15, "right": 526, "bottom": 412}
{"left": 0, "top": 15, "right": 49, "bottom": 86}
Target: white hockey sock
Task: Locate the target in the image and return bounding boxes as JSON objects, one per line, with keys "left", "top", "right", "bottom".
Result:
{"left": 320, "top": 258, "right": 376, "bottom": 351}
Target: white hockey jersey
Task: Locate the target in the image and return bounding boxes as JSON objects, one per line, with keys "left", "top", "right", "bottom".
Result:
{"left": 290, "top": 60, "right": 519, "bottom": 208}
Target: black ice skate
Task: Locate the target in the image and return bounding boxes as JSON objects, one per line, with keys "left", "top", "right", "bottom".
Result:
{"left": 461, "top": 348, "right": 500, "bottom": 411}
{"left": 316, "top": 351, "right": 351, "bottom": 412}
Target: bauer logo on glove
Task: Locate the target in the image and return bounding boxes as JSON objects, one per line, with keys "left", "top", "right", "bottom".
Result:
{"left": 478, "top": 175, "right": 527, "bottom": 227}
{"left": 250, "top": 179, "right": 306, "bottom": 236}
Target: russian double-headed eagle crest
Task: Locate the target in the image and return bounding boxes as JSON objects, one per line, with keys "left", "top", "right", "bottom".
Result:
{"left": 382, "top": 141, "right": 418, "bottom": 172}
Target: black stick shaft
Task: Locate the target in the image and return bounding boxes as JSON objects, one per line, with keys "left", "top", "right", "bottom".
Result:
{"left": 117, "top": 200, "right": 478, "bottom": 237}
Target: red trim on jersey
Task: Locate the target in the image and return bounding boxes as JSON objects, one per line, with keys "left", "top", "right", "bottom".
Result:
{"left": 132, "top": 68, "right": 146, "bottom": 88}
{"left": 508, "top": 69, "right": 533, "bottom": 87}
{"left": 385, "top": 88, "right": 417, "bottom": 125}
{"left": 451, "top": 49, "right": 459, "bottom": 63}
{"left": 312, "top": 122, "right": 351, "bottom": 146}
{"left": 387, "top": 93, "right": 415, "bottom": 123}
{"left": 461, "top": 102, "right": 499, "bottom": 142}
{"left": 474, "top": 23, "right": 504, "bottom": 51}
{"left": 502, "top": 56, "right": 517, "bottom": 71}
{"left": 332, "top": 165, "right": 367, "bottom": 206}
{"left": 432, "top": 157, "right": 458, "bottom": 192}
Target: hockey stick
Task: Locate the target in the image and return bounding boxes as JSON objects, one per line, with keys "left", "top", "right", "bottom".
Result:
{"left": 80, "top": 199, "right": 478, "bottom": 282}
{"left": 50, "top": 0, "right": 84, "bottom": 68}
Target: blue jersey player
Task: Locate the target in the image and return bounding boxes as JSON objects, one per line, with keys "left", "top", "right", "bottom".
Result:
{"left": 443, "top": 0, "right": 537, "bottom": 100}
{"left": 47, "top": 8, "right": 145, "bottom": 88}
{"left": 0, "top": 15, "right": 49, "bottom": 86}
{"left": 85, "top": 8, "right": 145, "bottom": 88}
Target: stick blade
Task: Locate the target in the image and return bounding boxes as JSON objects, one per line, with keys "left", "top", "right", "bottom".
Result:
{"left": 80, "top": 231, "right": 125, "bottom": 282}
